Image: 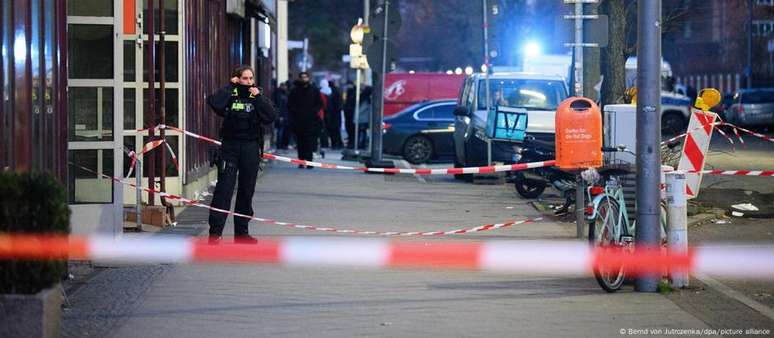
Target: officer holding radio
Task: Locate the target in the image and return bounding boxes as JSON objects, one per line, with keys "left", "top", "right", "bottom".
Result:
{"left": 206, "top": 65, "right": 277, "bottom": 244}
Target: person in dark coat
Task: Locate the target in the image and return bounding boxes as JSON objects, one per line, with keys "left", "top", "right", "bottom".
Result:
{"left": 325, "top": 80, "right": 344, "bottom": 149}
{"left": 287, "top": 72, "right": 323, "bottom": 168}
{"left": 343, "top": 81, "right": 356, "bottom": 148}
{"left": 272, "top": 81, "right": 290, "bottom": 149}
{"left": 206, "top": 65, "right": 277, "bottom": 244}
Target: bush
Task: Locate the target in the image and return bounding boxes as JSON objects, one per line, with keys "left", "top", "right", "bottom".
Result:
{"left": 0, "top": 171, "right": 71, "bottom": 294}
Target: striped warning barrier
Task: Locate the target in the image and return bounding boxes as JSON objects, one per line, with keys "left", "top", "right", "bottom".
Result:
{"left": 2, "top": 234, "right": 774, "bottom": 279}
{"left": 678, "top": 110, "right": 718, "bottom": 199}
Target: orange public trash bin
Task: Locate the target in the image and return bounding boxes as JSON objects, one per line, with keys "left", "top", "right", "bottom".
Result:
{"left": 555, "top": 97, "right": 603, "bottom": 170}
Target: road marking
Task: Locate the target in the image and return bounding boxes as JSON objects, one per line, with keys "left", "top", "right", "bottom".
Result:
{"left": 693, "top": 272, "right": 774, "bottom": 322}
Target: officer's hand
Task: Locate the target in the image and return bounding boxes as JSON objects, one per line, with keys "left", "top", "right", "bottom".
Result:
{"left": 249, "top": 87, "right": 261, "bottom": 96}
{"left": 230, "top": 77, "right": 239, "bottom": 84}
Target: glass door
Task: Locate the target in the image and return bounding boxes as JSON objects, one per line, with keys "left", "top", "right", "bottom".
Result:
{"left": 66, "top": 1, "right": 124, "bottom": 236}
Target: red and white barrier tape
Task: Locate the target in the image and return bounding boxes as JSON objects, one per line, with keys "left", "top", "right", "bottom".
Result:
{"left": 157, "top": 124, "right": 555, "bottom": 175}
{"left": 262, "top": 153, "right": 555, "bottom": 175}
{"left": 682, "top": 169, "right": 774, "bottom": 177}
{"left": 2, "top": 234, "right": 773, "bottom": 279}
{"left": 71, "top": 163, "right": 539, "bottom": 237}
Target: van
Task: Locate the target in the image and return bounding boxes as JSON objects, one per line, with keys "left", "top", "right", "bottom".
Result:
{"left": 452, "top": 72, "right": 569, "bottom": 168}
{"left": 383, "top": 73, "right": 465, "bottom": 117}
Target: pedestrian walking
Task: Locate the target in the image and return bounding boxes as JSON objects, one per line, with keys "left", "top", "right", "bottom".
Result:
{"left": 326, "top": 80, "right": 344, "bottom": 149}
{"left": 288, "top": 72, "right": 323, "bottom": 168}
{"left": 205, "top": 65, "right": 277, "bottom": 244}
{"left": 343, "top": 81, "right": 356, "bottom": 148}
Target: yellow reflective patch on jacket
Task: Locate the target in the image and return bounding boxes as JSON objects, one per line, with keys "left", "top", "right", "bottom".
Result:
{"left": 231, "top": 88, "right": 238, "bottom": 96}
{"left": 231, "top": 102, "right": 245, "bottom": 110}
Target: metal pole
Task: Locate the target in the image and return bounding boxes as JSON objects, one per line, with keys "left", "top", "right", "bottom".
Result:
{"left": 371, "top": 0, "right": 389, "bottom": 162}
{"left": 666, "top": 172, "right": 688, "bottom": 288}
{"left": 483, "top": 0, "right": 492, "bottom": 166}
{"left": 353, "top": 69, "right": 361, "bottom": 152}
{"left": 159, "top": 0, "right": 167, "bottom": 211}
{"left": 574, "top": 1, "right": 584, "bottom": 96}
{"left": 576, "top": 177, "right": 585, "bottom": 238}
{"left": 747, "top": 0, "right": 753, "bottom": 89}
{"left": 147, "top": 0, "right": 156, "bottom": 206}
{"left": 572, "top": 1, "right": 586, "bottom": 238}
{"left": 135, "top": 159, "right": 143, "bottom": 229}
{"left": 302, "top": 37, "right": 308, "bottom": 72}
{"left": 635, "top": 0, "right": 662, "bottom": 293}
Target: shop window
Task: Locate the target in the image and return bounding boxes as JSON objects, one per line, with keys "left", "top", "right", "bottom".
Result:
{"left": 124, "top": 40, "right": 136, "bottom": 82}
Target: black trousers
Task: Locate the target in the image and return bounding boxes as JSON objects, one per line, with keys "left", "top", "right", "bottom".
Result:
{"left": 208, "top": 139, "right": 261, "bottom": 236}
{"left": 344, "top": 109, "right": 355, "bottom": 148}
{"left": 294, "top": 125, "right": 319, "bottom": 161}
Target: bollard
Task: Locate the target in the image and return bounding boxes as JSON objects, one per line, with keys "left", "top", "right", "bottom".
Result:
{"left": 665, "top": 172, "right": 688, "bottom": 288}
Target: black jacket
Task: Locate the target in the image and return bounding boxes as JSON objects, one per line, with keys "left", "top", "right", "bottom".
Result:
{"left": 207, "top": 83, "right": 277, "bottom": 141}
{"left": 287, "top": 80, "right": 323, "bottom": 129}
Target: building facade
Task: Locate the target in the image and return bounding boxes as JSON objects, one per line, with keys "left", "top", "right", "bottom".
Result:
{"left": 664, "top": 0, "right": 774, "bottom": 92}
{"left": 1, "top": 0, "right": 278, "bottom": 236}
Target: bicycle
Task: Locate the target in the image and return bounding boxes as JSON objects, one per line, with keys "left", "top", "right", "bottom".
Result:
{"left": 583, "top": 145, "right": 668, "bottom": 292}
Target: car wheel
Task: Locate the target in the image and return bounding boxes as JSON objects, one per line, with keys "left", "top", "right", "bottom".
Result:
{"left": 402, "top": 135, "right": 433, "bottom": 164}
{"left": 661, "top": 113, "right": 686, "bottom": 137}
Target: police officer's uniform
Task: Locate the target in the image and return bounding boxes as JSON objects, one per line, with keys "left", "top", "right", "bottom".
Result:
{"left": 207, "top": 83, "right": 277, "bottom": 240}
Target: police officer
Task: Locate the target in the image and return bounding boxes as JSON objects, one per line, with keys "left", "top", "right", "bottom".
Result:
{"left": 206, "top": 65, "right": 277, "bottom": 244}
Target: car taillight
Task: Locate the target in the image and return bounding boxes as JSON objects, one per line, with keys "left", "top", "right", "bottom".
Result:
{"left": 589, "top": 186, "right": 604, "bottom": 196}
{"left": 382, "top": 122, "right": 391, "bottom": 130}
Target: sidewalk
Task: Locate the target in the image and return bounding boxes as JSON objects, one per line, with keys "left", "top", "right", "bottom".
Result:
{"left": 62, "top": 150, "right": 748, "bottom": 338}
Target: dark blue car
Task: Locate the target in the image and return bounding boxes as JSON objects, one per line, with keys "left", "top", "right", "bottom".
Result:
{"left": 382, "top": 100, "right": 457, "bottom": 164}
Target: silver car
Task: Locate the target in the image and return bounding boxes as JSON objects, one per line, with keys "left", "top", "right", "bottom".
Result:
{"left": 725, "top": 88, "right": 774, "bottom": 127}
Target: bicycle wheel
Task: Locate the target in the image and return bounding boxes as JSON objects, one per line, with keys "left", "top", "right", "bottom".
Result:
{"left": 589, "top": 198, "right": 626, "bottom": 292}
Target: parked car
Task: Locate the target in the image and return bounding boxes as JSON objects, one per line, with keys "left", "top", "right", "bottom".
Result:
{"left": 382, "top": 99, "right": 457, "bottom": 164}
{"left": 452, "top": 72, "right": 569, "bottom": 169}
{"left": 724, "top": 88, "right": 774, "bottom": 127}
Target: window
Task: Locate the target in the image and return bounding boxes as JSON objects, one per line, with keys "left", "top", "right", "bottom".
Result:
{"left": 124, "top": 89, "right": 136, "bottom": 130}
{"left": 68, "top": 149, "right": 114, "bottom": 204}
{"left": 742, "top": 90, "right": 774, "bottom": 104}
{"left": 143, "top": 88, "right": 179, "bottom": 126}
{"left": 68, "top": 87, "right": 114, "bottom": 141}
{"left": 142, "top": 41, "right": 178, "bottom": 82}
{"left": 432, "top": 104, "right": 456, "bottom": 121}
{"left": 124, "top": 41, "right": 136, "bottom": 82}
{"left": 478, "top": 79, "right": 567, "bottom": 111}
{"left": 68, "top": 0, "right": 113, "bottom": 16}
{"left": 68, "top": 24, "right": 114, "bottom": 79}
{"left": 415, "top": 104, "right": 455, "bottom": 121}
{"left": 143, "top": 0, "right": 179, "bottom": 35}
{"left": 142, "top": 135, "right": 179, "bottom": 177}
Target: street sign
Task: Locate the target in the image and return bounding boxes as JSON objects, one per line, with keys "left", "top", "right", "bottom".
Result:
{"left": 293, "top": 52, "right": 313, "bottom": 70}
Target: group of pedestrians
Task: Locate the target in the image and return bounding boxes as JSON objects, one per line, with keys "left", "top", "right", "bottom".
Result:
{"left": 272, "top": 72, "right": 372, "bottom": 159}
